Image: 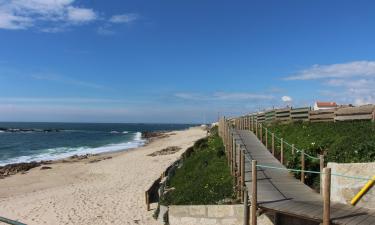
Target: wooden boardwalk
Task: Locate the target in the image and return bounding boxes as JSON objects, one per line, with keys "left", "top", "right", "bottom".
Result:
{"left": 235, "top": 129, "right": 375, "bottom": 225}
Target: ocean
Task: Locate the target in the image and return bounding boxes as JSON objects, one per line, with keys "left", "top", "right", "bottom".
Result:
{"left": 0, "top": 122, "right": 194, "bottom": 166}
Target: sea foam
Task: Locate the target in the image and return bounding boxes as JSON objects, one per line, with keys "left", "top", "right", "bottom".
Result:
{"left": 0, "top": 132, "right": 145, "bottom": 166}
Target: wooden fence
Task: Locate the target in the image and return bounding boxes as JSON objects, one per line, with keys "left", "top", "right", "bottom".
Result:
{"left": 239, "top": 104, "right": 375, "bottom": 126}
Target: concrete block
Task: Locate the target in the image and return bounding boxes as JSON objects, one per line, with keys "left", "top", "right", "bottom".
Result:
{"left": 207, "top": 205, "right": 234, "bottom": 217}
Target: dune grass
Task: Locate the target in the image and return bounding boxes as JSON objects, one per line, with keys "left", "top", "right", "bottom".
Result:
{"left": 161, "top": 127, "right": 234, "bottom": 205}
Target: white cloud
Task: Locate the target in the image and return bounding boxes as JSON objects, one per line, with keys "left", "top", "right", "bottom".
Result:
{"left": 286, "top": 60, "right": 375, "bottom": 106}
{"left": 285, "top": 61, "right": 375, "bottom": 80}
{"left": 174, "top": 92, "right": 274, "bottom": 101}
{"left": 0, "top": 0, "right": 97, "bottom": 30}
{"left": 109, "top": 13, "right": 138, "bottom": 23}
{"left": 31, "top": 73, "right": 110, "bottom": 90}
{"left": 213, "top": 92, "right": 273, "bottom": 100}
{"left": 0, "top": 97, "right": 124, "bottom": 104}
{"left": 97, "top": 26, "right": 115, "bottom": 36}
{"left": 281, "top": 96, "right": 292, "bottom": 102}
{"left": 67, "top": 6, "right": 96, "bottom": 23}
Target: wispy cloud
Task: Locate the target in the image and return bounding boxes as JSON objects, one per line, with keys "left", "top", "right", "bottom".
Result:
{"left": 0, "top": 97, "right": 124, "bottom": 104}
{"left": 285, "top": 61, "right": 375, "bottom": 80}
{"left": 31, "top": 73, "right": 110, "bottom": 90}
{"left": 285, "top": 60, "right": 375, "bottom": 105}
{"left": 0, "top": 0, "right": 97, "bottom": 30}
{"left": 174, "top": 92, "right": 274, "bottom": 101}
{"left": 0, "top": 1, "right": 139, "bottom": 33}
{"left": 109, "top": 13, "right": 138, "bottom": 24}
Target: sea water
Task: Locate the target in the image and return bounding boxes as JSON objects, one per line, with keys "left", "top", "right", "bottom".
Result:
{"left": 0, "top": 122, "right": 193, "bottom": 166}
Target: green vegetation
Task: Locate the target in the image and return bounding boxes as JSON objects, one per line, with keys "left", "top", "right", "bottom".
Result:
{"left": 263, "top": 121, "right": 375, "bottom": 189}
{"left": 161, "top": 127, "right": 235, "bottom": 205}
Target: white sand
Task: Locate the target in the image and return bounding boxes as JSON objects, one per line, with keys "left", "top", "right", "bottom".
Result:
{"left": 0, "top": 127, "right": 206, "bottom": 225}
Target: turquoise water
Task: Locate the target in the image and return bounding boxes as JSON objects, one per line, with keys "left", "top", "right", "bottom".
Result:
{"left": 0, "top": 122, "right": 194, "bottom": 166}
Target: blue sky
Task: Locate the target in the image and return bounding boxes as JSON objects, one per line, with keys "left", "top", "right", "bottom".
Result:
{"left": 1, "top": 0, "right": 375, "bottom": 123}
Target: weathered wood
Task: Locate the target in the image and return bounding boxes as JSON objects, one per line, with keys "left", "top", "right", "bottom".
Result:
{"left": 320, "top": 154, "right": 324, "bottom": 195}
{"left": 272, "top": 133, "right": 275, "bottom": 156}
{"left": 280, "top": 138, "right": 284, "bottom": 165}
{"left": 292, "top": 144, "right": 295, "bottom": 155}
{"left": 234, "top": 128, "right": 375, "bottom": 225}
{"left": 244, "top": 189, "right": 249, "bottom": 225}
{"left": 323, "top": 167, "right": 331, "bottom": 225}
{"left": 265, "top": 128, "right": 268, "bottom": 149}
{"left": 260, "top": 124, "right": 263, "bottom": 143}
{"left": 145, "top": 191, "right": 150, "bottom": 211}
{"left": 301, "top": 150, "right": 305, "bottom": 184}
{"left": 241, "top": 150, "right": 245, "bottom": 202}
{"left": 251, "top": 160, "right": 257, "bottom": 225}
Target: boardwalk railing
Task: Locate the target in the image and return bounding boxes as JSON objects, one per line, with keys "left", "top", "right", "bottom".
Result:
{"left": 229, "top": 104, "right": 375, "bottom": 126}
{"left": 218, "top": 117, "right": 375, "bottom": 225}
{"left": 0, "top": 217, "right": 27, "bottom": 225}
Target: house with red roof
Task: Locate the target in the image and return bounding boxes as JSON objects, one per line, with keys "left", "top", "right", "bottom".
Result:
{"left": 313, "top": 101, "right": 338, "bottom": 111}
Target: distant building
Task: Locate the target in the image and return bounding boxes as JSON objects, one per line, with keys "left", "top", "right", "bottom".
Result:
{"left": 313, "top": 101, "right": 338, "bottom": 111}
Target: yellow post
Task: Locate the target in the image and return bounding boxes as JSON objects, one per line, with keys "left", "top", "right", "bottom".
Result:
{"left": 351, "top": 175, "right": 375, "bottom": 206}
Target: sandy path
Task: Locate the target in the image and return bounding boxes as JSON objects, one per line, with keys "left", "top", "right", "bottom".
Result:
{"left": 0, "top": 127, "right": 206, "bottom": 225}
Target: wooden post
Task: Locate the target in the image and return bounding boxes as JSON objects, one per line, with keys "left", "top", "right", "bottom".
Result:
{"left": 145, "top": 191, "right": 150, "bottom": 211}
{"left": 301, "top": 150, "right": 305, "bottom": 184}
{"left": 280, "top": 138, "right": 284, "bottom": 165}
{"left": 237, "top": 146, "right": 242, "bottom": 199}
{"left": 320, "top": 154, "right": 325, "bottom": 194}
{"left": 265, "top": 128, "right": 268, "bottom": 149}
{"left": 260, "top": 124, "right": 263, "bottom": 143}
{"left": 292, "top": 144, "right": 295, "bottom": 155}
{"left": 323, "top": 167, "right": 331, "bottom": 225}
{"left": 272, "top": 133, "right": 275, "bottom": 156}
{"left": 255, "top": 122, "right": 258, "bottom": 137}
{"left": 231, "top": 138, "right": 235, "bottom": 175}
{"left": 251, "top": 160, "right": 257, "bottom": 225}
{"left": 241, "top": 150, "right": 245, "bottom": 202}
{"left": 244, "top": 189, "right": 249, "bottom": 225}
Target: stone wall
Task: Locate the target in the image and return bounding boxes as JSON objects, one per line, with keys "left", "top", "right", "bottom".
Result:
{"left": 328, "top": 162, "right": 375, "bottom": 209}
{"left": 168, "top": 205, "right": 274, "bottom": 225}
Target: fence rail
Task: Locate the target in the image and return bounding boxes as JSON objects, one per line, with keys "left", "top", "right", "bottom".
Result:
{"left": 232, "top": 104, "right": 375, "bottom": 126}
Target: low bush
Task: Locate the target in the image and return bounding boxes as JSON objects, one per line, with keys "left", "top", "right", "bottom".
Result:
{"left": 161, "top": 126, "right": 234, "bottom": 205}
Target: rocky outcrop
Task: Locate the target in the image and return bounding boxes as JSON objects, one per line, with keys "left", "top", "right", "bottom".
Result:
{"left": 147, "top": 146, "right": 182, "bottom": 157}
{"left": 0, "top": 128, "right": 61, "bottom": 133}
{"left": 0, "top": 162, "right": 41, "bottom": 178}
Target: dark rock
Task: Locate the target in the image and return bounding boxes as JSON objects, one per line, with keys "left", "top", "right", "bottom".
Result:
{"left": 142, "top": 131, "right": 169, "bottom": 139}
{"left": 40, "top": 166, "right": 52, "bottom": 170}
{"left": 0, "top": 161, "right": 41, "bottom": 177}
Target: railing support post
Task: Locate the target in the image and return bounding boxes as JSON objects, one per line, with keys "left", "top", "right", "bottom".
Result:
{"left": 320, "top": 154, "right": 325, "bottom": 194}
{"left": 272, "top": 133, "right": 275, "bottom": 156}
{"left": 241, "top": 150, "right": 245, "bottom": 202}
{"left": 280, "top": 138, "right": 284, "bottom": 165}
{"left": 323, "top": 167, "right": 331, "bottom": 225}
{"left": 301, "top": 150, "right": 305, "bottom": 184}
{"left": 292, "top": 144, "right": 295, "bottom": 155}
{"left": 260, "top": 124, "right": 263, "bottom": 143}
{"left": 251, "top": 160, "right": 257, "bottom": 225}
{"left": 244, "top": 189, "right": 249, "bottom": 225}
{"left": 265, "top": 128, "right": 268, "bottom": 149}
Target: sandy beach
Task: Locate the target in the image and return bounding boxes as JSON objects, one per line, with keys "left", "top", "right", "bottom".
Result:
{"left": 0, "top": 127, "right": 206, "bottom": 225}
